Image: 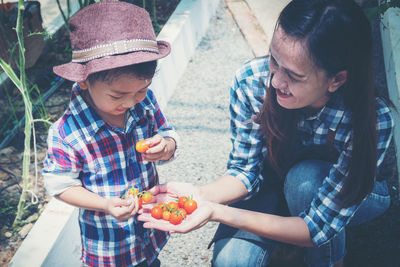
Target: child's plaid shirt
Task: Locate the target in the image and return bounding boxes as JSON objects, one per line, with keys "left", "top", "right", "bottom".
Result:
{"left": 43, "top": 84, "right": 179, "bottom": 266}
{"left": 225, "top": 57, "right": 394, "bottom": 247}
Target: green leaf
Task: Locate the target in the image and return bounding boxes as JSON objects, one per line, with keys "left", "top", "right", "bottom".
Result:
{"left": 0, "top": 58, "right": 22, "bottom": 89}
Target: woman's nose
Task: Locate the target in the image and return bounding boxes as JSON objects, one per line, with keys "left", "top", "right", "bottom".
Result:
{"left": 271, "top": 70, "right": 288, "bottom": 90}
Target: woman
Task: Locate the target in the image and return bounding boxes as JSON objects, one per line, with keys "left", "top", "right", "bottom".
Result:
{"left": 138, "top": 0, "right": 394, "bottom": 266}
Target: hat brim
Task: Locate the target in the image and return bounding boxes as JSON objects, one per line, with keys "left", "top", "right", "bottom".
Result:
{"left": 53, "top": 41, "right": 170, "bottom": 82}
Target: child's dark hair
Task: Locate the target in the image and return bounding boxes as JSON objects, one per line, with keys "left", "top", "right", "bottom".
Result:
{"left": 87, "top": 60, "right": 157, "bottom": 84}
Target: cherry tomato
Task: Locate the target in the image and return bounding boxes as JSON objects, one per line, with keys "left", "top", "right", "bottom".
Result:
{"left": 168, "top": 201, "right": 179, "bottom": 212}
{"left": 178, "top": 196, "right": 188, "bottom": 208}
{"left": 177, "top": 208, "right": 187, "bottom": 219}
{"left": 138, "top": 197, "right": 143, "bottom": 209}
{"left": 151, "top": 206, "right": 163, "bottom": 219}
{"left": 128, "top": 187, "right": 139, "bottom": 196}
{"left": 162, "top": 210, "right": 171, "bottom": 221}
{"left": 158, "top": 202, "right": 168, "bottom": 211}
{"left": 142, "top": 191, "right": 152, "bottom": 203}
{"left": 136, "top": 140, "right": 150, "bottom": 153}
{"left": 169, "top": 212, "right": 183, "bottom": 225}
{"left": 184, "top": 199, "right": 197, "bottom": 214}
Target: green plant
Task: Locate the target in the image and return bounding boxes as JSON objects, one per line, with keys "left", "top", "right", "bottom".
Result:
{"left": 0, "top": 0, "right": 51, "bottom": 227}
{"left": 56, "top": 0, "right": 101, "bottom": 34}
{"left": 364, "top": 0, "right": 400, "bottom": 22}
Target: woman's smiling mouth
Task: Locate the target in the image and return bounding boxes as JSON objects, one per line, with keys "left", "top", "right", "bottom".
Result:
{"left": 276, "top": 88, "right": 292, "bottom": 96}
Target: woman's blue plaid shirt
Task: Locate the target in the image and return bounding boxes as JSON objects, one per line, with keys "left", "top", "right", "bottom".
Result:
{"left": 224, "top": 57, "right": 394, "bottom": 246}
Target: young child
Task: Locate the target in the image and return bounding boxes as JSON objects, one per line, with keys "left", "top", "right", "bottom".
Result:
{"left": 42, "top": 1, "right": 179, "bottom": 266}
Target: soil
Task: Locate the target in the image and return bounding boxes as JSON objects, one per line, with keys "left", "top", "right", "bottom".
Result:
{"left": 0, "top": 1, "right": 180, "bottom": 266}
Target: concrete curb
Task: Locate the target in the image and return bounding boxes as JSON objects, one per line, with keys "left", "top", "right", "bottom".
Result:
{"left": 9, "top": 199, "right": 81, "bottom": 267}
{"left": 225, "top": 0, "right": 269, "bottom": 57}
{"left": 381, "top": 7, "right": 400, "bottom": 188}
{"left": 9, "top": 0, "right": 221, "bottom": 265}
{"left": 152, "top": 0, "right": 221, "bottom": 109}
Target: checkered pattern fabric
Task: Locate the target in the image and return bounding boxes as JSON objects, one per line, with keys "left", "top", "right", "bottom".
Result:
{"left": 225, "top": 56, "right": 394, "bottom": 246}
{"left": 43, "top": 84, "right": 176, "bottom": 266}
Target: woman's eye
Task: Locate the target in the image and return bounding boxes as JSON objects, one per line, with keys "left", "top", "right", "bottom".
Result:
{"left": 110, "top": 95, "right": 122, "bottom": 100}
{"left": 287, "top": 74, "right": 299, "bottom": 83}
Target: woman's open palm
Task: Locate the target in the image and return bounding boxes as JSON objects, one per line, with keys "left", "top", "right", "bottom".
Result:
{"left": 137, "top": 181, "right": 215, "bottom": 233}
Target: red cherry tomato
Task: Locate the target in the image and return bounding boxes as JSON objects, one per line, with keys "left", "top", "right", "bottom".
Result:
{"left": 184, "top": 199, "right": 197, "bottom": 214}
{"left": 142, "top": 191, "right": 152, "bottom": 203}
{"left": 162, "top": 210, "right": 171, "bottom": 221}
{"left": 138, "top": 197, "right": 143, "bottom": 209}
{"left": 169, "top": 212, "right": 183, "bottom": 225}
{"left": 177, "top": 208, "right": 187, "bottom": 219}
{"left": 178, "top": 196, "right": 188, "bottom": 208}
{"left": 128, "top": 187, "right": 139, "bottom": 196}
{"left": 151, "top": 206, "right": 163, "bottom": 219}
{"left": 168, "top": 201, "right": 179, "bottom": 212}
{"left": 136, "top": 140, "right": 150, "bottom": 153}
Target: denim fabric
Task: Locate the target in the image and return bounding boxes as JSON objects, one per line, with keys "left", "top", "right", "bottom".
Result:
{"left": 212, "top": 237, "right": 272, "bottom": 267}
{"left": 212, "top": 159, "right": 390, "bottom": 267}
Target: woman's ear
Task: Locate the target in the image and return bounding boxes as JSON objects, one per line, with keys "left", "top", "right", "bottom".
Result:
{"left": 77, "top": 80, "right": 89, "bottom": 90}
{"left": 328, "top": 70, "right": 347, "bottom": 93}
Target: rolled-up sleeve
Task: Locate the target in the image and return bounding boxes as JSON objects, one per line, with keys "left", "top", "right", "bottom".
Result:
{"left": 225, "top": 72, "right": 266, "bottom": 198}
{"left": 43, "top": 125, "right": 82, "bottom": 196}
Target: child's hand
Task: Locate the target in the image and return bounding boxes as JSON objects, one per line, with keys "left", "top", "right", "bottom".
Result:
{"left": 140, "top": 134, "right": 175, "bottom": 162}
{"left": 105, "top": 196, "right": 140, "bottom": 221}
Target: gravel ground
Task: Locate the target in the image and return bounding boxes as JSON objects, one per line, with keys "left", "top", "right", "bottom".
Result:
{"left": 155, "top": 2, "right": 253, "bottom": 266}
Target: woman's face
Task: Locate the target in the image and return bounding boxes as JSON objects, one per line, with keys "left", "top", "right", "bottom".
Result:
{"left": 269, "top": 26, "right": 342, "bottom": 110}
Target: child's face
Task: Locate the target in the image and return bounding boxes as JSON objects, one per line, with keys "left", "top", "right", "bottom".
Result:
{"left": 78, "top": 74, "right": 151, "bottom": 125}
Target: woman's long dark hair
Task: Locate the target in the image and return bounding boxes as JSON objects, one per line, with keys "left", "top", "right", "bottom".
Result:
{"left": 258, "top": 0, "right": 377, "bottom": 207}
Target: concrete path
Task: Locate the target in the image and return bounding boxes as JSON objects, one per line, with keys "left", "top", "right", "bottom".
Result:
{"left": 155, "top": 2, "right": 253, "bottom": 266}
{"left": 154, "top": 1, "right": 290, "bottom": 265}
{"left": 245, "top": 0, "right": 289, "bottom": 44}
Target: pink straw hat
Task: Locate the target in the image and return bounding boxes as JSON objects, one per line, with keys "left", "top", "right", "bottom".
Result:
{"left": 53, "top": 0, "right": 171, "bottom": 82}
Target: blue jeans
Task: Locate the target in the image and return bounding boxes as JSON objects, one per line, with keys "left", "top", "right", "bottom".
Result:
{"left": 212, "top": 160, "right": 391, "bottom": 267}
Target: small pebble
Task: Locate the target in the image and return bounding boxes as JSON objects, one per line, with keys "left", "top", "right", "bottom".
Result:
{"left": 19, "top": 223, "right": 33, "bottom": 239}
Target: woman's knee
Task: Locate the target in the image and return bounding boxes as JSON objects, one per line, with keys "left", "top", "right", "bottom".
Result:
{"left": 284, "top": 160, "right": 332, "bottom": 215}
{"left": 212, "top": 238, "right": 269, "bottom": 267}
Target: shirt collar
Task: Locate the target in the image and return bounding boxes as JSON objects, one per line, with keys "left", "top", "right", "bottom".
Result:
{"left": 68, "top": 83, "right": 105, "bottom": 143}
{"left": 302, "top": 91, "right": 346, "bottom": 132}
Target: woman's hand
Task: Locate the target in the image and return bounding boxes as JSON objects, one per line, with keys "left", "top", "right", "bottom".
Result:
{"left": 105, "top": 196, "right": 140, "bottom": 221}
{"left": 145, "top": 181, "right": 202, "bottom": 203}
{"left": 141, "top": 135, "right": 175, "bottom": 161}
{"left": 137, "top": 181, "right": 214, "bottom": 232}
{"left": 138, "top": 199, "right": 215, "bottom": 233}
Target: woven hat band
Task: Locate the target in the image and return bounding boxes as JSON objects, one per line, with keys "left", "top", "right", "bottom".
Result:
{"left": 72, "top": 39, "right": 159, "bottom": 63}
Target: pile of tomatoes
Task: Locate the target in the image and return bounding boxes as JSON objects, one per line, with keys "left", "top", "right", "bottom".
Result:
{"left": 122, "top": 187, "right": 198, "bottom": 225}
{"left": 121, "top": 187, "right": 153, "bottom": 208}
{"left": 150, "top": 196, "right": 197, "bottom": 225}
